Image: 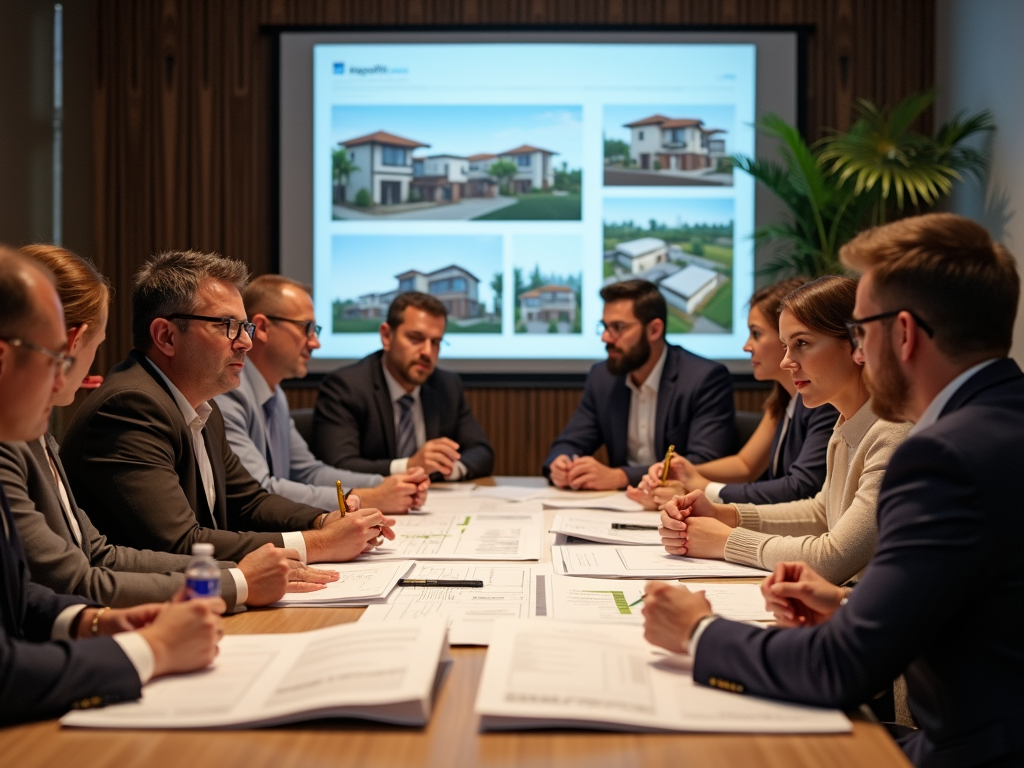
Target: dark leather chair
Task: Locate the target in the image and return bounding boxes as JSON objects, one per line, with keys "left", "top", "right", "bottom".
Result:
{"left": 291, "top": 407, "right": 315, "bottom": 446}
{"left": 733, "top": 410, "right": 762, "bottom": 452}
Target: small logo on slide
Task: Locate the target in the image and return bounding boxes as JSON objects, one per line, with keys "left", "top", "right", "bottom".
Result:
{"left": 333, "top": 62, "right": 345, "bottom": 75}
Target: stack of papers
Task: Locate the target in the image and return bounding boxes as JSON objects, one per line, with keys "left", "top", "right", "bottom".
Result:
{"left": 549, "top": 510, "right": 662, "bottom": 544}
{"left": 541, "top": 491, "right": 646, "bottom": 512}
{"left": 552, "top": 544, "right": 769, "bottom": 579}
{"left": 549, "top": 576, "right": 773, "bottom": 623}
{"left": 273, "top": 560, "right": 413, "bottom": 606}
{"left": 366, "top": 507, "right": 544, "bottom": 561}
{"left": 361, "top": 562, "right": 552, "bottom": 645}
{"left": 63, "top": 619, "right": 452, "bottom": 729}
{"left": 476, "top": 620, "right": 850, "bottom": 733}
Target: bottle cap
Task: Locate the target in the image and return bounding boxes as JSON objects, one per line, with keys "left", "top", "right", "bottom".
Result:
{"left": 191, "top": 542, "right": 215, "bottom": 557}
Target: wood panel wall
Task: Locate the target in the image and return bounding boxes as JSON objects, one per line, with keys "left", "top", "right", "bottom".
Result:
{"left": 84, "top": 0, "right": 934, "bottom": 474}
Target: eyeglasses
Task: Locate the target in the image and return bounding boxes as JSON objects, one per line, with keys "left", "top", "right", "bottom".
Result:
{"left": 845, "top": 310, "right": 935, "bottom": 350}
{"left": 265, "top": 316, "right": 322, "bottom": 339}
{"left": 0, "top": 337, "right": 76, "bottom": 376}
{"left": 596, "top": 320, "right": 641, "bottom": 338}
{"left": 166, "top": 314, "right": 256, "bottom": 341}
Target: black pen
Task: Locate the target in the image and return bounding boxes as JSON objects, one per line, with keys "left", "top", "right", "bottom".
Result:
{"left": 398, "top": 579, "right": 484, "bottom": 588}
{"left": 611, "top": 523, "right": 659, "bottom": 530}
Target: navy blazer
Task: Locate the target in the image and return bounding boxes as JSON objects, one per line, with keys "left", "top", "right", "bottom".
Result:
{"left": 718, "top": 395, "right": 837, "bottom": 504}
{"left": 692, "top": 358, "right": 1024, "bottom": 768}
{"left": 0, "top": 485, "right": 140, "bottom": 725}
{"left": 311, "top": 351, "right": 494, "bottom": 479}
{"left": 543, "top": 344, "right": 735, "bottom": 486}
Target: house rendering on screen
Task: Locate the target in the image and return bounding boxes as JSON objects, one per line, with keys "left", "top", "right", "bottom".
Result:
{"left": 659, "top": 264, "right": 721, "bottom": 313}
{"left": 623, "top": 115, "right": 727, "bottom": 171}
{"left": 338, "top": 130, "right": 430, "bottom": 205}
{"left": 614, "top": 237, "right": 670, "bottom": 273}
{"left": 342, "top": 290, "right": 399, "bottom": 319}
{"left": 395, "top": 265, "right": 481, "bottom": 319}
{"left": 518, "top": 285, "right": 578, "bottom": 328}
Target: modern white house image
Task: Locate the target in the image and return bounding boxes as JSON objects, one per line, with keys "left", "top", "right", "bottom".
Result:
{"left": 411, "top": 154, "right": 473, "bottom": 202}
{"left": 624, "top": 114, "right": 727, "bottom": 171}
{"left": 518, "top": 284, "right": 578, "bottom": 332}
{"left": 659, "top": 264, "right": 721, "bottom": 313}
{"left": 614, "top": 237, "right": 670, "bottom": 273}
{"left": 338, "top": 130, "right": 429, "bottom": 205}
{"left": 342, "top": 290, "right": 399, "bottom": 320}
{"left": 498, "top": 144, "right": 557, "bottom": 192}
{"left": 395, "top": 265, "right": 481, "bottom": 319}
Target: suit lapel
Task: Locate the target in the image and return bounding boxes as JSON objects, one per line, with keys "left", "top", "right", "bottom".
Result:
{"left": 942, "top": 358, "right": 1021, "bottom": 418}
{"left": 0, "top": 484, "right": 26, "bottom": 637}
{"left": 654, "top": 348, "right": 679, "bottom": 454}
{"left": 607, "top": 377, "right": 631, "bottom": 465}
{"left": 32, "top": 437, "right": 87, "bottom": 554}
{"left": 421, "top": 381, "right": 441, "bottom": 440}
{"left": 201, "top": 426, "right": 227, "bottom": 529}
{"left": 372, "top": 358, "right": 398, "bottom": 456}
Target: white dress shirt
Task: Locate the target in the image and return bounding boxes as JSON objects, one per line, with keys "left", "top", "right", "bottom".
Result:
{"left": 909, "top": 358, "right": 999, "bottom": 437}
{"left": 382, "top": 361, "right": 466, "bottom": 481}
{"left": 625, "top": 346, "right": 669, "bottom": 468}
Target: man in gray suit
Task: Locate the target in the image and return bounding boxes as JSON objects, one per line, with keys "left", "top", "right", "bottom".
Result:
{"left": 215, "top": 274, "right": 429, "bottom": 513}
{"left": 0, "top": 246, "right": 221, "bottom": 725}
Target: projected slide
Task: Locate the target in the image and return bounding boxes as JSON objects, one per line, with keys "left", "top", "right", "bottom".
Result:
{"left": 313, "top": 43, "right": 755, "bottom": 361}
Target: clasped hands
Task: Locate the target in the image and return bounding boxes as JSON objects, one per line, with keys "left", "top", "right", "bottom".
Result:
{"left": 549, "top": 454, "right": 628, "bottom": 490}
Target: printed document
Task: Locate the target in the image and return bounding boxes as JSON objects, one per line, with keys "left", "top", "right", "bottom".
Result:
{"left": 476, "top": 620, "right": 850, "bottom": 733}
{"left": 549, "top": 511, "right": 662, "bottom": 545}
{"left": 542, "top": 491, "right": 645, "bottom": 512}
{"left": 273, "top": 560, "right": 413, "bottom": 606}
{"left": 62, "top": 619, "right": 451, "bottom": 729}
{"left": 552, "top": 545, "right": 768, "bottom": 578}
{"left": 361, "top": 562, "right": 552, "bottom": 645}
{"left": 367, "top": 507, "right": 543, "bottom": 561}
{"left": 549, "top": 576, "right": 773, "bottom": 623}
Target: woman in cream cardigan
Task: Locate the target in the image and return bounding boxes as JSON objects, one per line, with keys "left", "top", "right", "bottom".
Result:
{"left": 658, "top": 275, "right": 910, "bottom": 585}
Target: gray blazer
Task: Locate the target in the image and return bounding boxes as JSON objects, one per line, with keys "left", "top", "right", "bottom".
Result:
{"left": 0, "top": 436, "right": 240, "bottom": 611}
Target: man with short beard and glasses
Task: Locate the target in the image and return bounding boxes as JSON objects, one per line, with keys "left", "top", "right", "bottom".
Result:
{"left": 640, "top": 213, "right": 1023, "bottom": 768}
{"left": 311, "top": 292, "right": 493, "bottom": 481}
{"left": 544, "top": 279, "right": 734, "bottom": 490}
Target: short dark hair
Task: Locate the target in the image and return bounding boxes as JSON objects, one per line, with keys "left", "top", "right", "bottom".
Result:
{"left": 131, "top": 250, "right": 250, "bottom": 351}
{"left": 840, "top": 213, "right": 1019, "bottom": 362}
{"left": 386, "top": 291, "right": 448, "bottom": 329}
{"left": 243, "top": 274, "right": 312, "bottom": 318}
{"left": 599, "top": 279, "right": 667, "bottom": 333}
{"left": 0, "top": 246, "right": 55, "bottom": 338}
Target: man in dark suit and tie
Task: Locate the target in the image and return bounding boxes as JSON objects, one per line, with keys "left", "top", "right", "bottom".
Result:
{"left": 644, "top": 213, "right": 1023, "bottom": 768}
{"left": 311, "top": 292, "right": 494, "bottom": 481}
{"left": 0, "top": 247, "right": 221, "bottom": 725}
{"left": 544, "top": 279, "right": 735, "bottom": 490}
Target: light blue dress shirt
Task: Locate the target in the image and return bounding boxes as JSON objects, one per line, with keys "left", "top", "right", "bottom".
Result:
{"left": 215, "top": 360, "right": 383, "bottom": 511}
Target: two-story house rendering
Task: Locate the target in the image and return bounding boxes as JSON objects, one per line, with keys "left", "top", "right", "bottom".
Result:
{"left": 623, "top": 115, "right": 727, "bottom": 172}
{"left": 343, "top": 290, "right": 399, "bottom": 319}
{"left": 338, "top": 130, "right": 430, "bottom": 205}
{"left": 497, "top": 145, "right": 558, "bottom": 193}
{"left": 614, "top": 237, "right": 670, "bottom": 274}
{"left": 518, "top": 285, "right": 578, "bottom": 331}
{"left": 395, "top": 265, "right": 481, "bottom": 319}
{"left": 466, "top": 154, "right": 500, "bottom": 198}
{"left": 411, "top": 155, "right": 471, "bottom": 203}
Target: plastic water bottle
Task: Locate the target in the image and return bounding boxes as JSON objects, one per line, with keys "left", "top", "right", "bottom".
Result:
{"left": 185, "top": 542, "right": 220, "bottom": 599}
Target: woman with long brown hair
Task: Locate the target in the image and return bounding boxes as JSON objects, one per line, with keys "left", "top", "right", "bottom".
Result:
{"left": 658, "top": 275, "right": 911, "bottom": 584}
{"left": 628, "top": 277, "right": 837, "bottom": 507}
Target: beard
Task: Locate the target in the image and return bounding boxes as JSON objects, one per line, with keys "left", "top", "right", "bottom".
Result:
{"left": 864, "top": 334, "right": 912, "bottom": 422}
{"left": 606, "top": 332, "right": 651, "bottom": 377}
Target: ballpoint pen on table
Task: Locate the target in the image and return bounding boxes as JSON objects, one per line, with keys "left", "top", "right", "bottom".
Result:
{"left": 398, "top": 579, "right": 484, "bottom": 588}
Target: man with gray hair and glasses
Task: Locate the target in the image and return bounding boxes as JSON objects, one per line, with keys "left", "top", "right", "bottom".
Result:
{"left": 62, "top": 251, "right": 393, "bottom": 595}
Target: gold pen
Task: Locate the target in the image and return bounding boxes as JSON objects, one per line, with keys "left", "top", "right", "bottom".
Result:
{"left": 336, "top": 480, "right": 348, "bottom": 517}
{"left": 660, "top": 444, "right": 676, "bottom": 485}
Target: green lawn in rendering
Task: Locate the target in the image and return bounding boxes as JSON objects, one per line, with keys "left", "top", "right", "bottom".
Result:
{"left": 666, "top": 310, "right": 693, "bottom": 334}
{"left": 332, "top": 318, "right": 382, "bottom": 333}
{"left": 474, "top": 194, "right": 581, "bottom": 220}
{"left": 445, "top": 321, "right": 502, "bottom": 334}
{"left": 603, "top": 260, "right": 616, "bottom": 278}
{"left": 700, "top": 280, "right": 734, "bottom": 329}
{"left": 680, "top": 241, "right": 733, "bottom": 268}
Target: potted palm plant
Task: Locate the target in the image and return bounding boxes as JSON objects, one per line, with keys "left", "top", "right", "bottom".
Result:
{"left": 734, "top": 90, "right": 993, "bottom": 280}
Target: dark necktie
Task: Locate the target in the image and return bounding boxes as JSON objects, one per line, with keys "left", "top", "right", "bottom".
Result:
{"left": 396, "top": 394, "right": 417, "bottom": 458}
{"left": 263, "top": 399, "right": 282, "bottom": 475}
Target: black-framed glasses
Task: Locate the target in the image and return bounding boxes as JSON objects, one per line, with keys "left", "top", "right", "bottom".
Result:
{"left": 596, "top": 320, "right": 641, "bottom": 338}
{"left": 0, "top": 337, "right": 76, "bottom": 375}
{"left": 845, "top": 310, "right": 935, "bottom": 349}
{"left": 265, "top": 316, "right": 322, "bottom": 339}
{"left": 165, "top": 314, "right": 255, "bottom": 341}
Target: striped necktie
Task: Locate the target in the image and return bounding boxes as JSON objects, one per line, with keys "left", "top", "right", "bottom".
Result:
{"left": 396, "top": 394, "right": 417, "bottom": 458}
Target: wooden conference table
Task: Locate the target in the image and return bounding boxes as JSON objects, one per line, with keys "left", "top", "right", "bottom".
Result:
{"left": 0, "top": 477, "right": 912, "bottom": 768}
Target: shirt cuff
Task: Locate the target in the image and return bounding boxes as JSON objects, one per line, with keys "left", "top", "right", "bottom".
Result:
{"left": 52, "top": 605, "right": 89, "bottom": 640}
{"left": 389, "top": 457, "right": 409, "bottom": 475}
{"left": 228, "top": 568, "right": 248, "bottom": 605}
{"left": 113, "top": 631, "right": 156, "bottom": 684}
{"left": 689, "top": 615, "right": 718, "bottom": 657}
{"left": 447, "top": 461, "right": 467, "bottom": 482}
{"left": 704, "top": 482, "right": 726, "bottom": 503}
{"left": 281, "top": 531, "right": 308, "bottom": 564}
